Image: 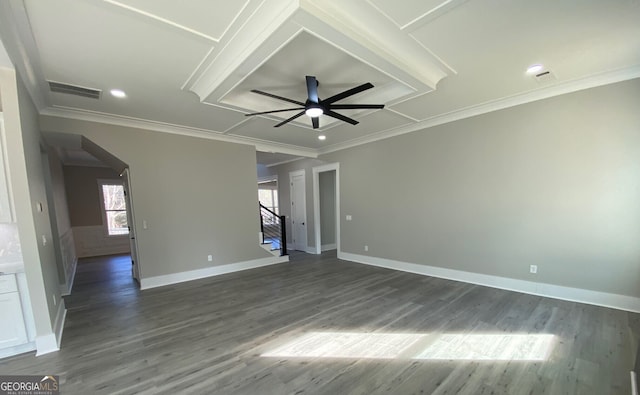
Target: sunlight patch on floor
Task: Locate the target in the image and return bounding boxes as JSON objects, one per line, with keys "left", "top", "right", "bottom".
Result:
{"left": 262, "top": 332, "right": 555, "bottom": 361}
{"left": 262, "top": 332, "right": 424, "bottom": 359}
{"left": 413, "top": 334, "right": 555, "bottom": 361}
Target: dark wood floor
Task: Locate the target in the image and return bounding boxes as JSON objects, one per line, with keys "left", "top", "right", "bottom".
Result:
{"left": 1, "top": 251, "right": 638, "bottom": 394}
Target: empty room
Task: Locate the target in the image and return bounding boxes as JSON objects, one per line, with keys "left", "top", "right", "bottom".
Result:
{"left": 0, "top": 1, "right": 639, "bottom": 394}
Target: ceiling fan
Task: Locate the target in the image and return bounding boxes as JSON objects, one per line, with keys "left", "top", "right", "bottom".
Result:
{"left": 245, "top": 76, "right": 384, "bottom": 129}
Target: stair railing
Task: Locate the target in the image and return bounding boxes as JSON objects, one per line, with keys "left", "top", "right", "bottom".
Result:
{"left": 259, "top": 203, "right": 287, "bottom": 256}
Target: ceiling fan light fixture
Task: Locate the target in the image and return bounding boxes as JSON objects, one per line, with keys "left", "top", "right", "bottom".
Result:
{"left": 305, "top": 106, "right": 323, "bottom": 117}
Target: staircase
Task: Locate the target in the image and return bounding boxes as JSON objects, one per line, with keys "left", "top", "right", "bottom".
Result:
{"left": 259, "top": 204, "right": 287, "bottom": 257}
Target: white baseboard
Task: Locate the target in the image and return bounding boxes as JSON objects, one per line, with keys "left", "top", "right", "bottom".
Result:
{"left": 54, "top": 300, "right": 66, "bottom": 346}
{"left": 35, "top": 334, "right": 57, "bottom": 356}
{"left": 36, "top": 298, "right": 67, "bottom": 357}
{"left": 321, "top": 243, "right": 337, "bottom": 252}
{"left": 140, "top": 255, "right": 289, "bottom": 290}
{"left": 339, "top": 252, "right": 640, "bottom": 313}
{"left": 36, "top": 299, "right": 66, "bottom": 356}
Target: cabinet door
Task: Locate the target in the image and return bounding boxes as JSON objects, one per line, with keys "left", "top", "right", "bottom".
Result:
{"left": 0, "top": 292, "right": 28, "bottom": 348}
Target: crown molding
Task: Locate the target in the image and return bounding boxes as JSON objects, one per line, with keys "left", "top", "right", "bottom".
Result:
{"left": 39, "top": 65, "right": 640, "bottom": 161}
{"left": 40, "top": 106, "right": 317, "bottom": 158}
{"left": 318, "top": 65, "right": 640, "bottom": 155}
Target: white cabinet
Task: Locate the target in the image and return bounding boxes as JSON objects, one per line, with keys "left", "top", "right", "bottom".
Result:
{"left": 0, "top": 113, "right": 14, "bottom": 223}
{"left": 0, "top": 274, "right": 28, "bottom": 348}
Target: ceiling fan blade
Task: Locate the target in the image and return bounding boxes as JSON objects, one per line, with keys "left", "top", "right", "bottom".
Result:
{"left": 323, "top": 82, "right": 374, "bottom": 104}
{"left": 306, "top": 75, "right": 319, "bottom": 103}
{"left": 245, "top": 107, "right": 304, "bottom": 116}
{"left": 329, "top": 104, "right": 385, "bottom": 110}
{"left": 325, "top": 110, "right": 358, "bottom": 125}
{"left": 250, "top": 89, "right": 305, "bottom": 106}
{"left": 311, "top": 117, "right": 319, "bottom": 129}
{"left": 274, "top": 111, "right": 305, "bottom": 127}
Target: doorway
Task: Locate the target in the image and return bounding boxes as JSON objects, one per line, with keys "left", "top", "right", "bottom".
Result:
{"left": 313, "top": 163, "right": 340, "bottom": 255}
{"left": 289, "top": 169, "right": 307, "bottom": 251}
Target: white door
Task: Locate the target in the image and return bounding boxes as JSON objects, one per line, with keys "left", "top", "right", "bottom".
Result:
{"left": 290, "top": 170, "right": 307, "bottom": 251}
{"left": 121, "top": 169, "right": 141, "bottom": 283}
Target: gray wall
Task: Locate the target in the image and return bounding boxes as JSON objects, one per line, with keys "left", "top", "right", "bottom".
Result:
{"left": 63, "top": 165, "right": 121, "bottom": 227}
{"left": 319, "top": 170, "right": 336, "bottom": 246}
{"left": 40, "top": 116, "right": 271, "bottom": 279}
{"left": 321, "top": 78, "right": 640, "bottom": 298}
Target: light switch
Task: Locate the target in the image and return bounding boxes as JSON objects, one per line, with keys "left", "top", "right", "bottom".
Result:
{"left": 346, "top": 215, "right": 352, "bottom": 221}
{"left": 42, "top": 235, "right": 47, "bottom": 246}
{"left": 143, "top": 220, "right": 148, "bottom": 229}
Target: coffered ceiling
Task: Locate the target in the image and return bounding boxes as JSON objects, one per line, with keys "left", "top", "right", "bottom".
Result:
{"left": 1, "top": 0, "right": 639, "bottom": 160}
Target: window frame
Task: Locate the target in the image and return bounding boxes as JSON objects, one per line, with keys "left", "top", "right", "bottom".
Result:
{"left": 97, "top": 179, "right": 129, "bottom": 237}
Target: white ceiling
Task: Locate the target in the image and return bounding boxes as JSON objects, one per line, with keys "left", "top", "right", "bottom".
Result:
{"left": 1, "top": 0, "right": 639, "bottom": 158}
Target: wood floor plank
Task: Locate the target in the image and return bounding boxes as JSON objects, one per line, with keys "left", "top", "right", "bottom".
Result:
{"left": 0, "top": 252, "right": 637, "bottom": 394}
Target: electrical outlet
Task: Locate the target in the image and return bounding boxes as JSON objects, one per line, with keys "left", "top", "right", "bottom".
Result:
{"left": 52, "top": 294, "right": 57, "bottom": 306}
{"left": 346, "top": 215, "right": 352, "bottom": 221}
{"left": 207, "top": 255, "right": 213, "bottom": 262}
{"left": 529, "top": 265, "right": 538, "bottom": 274}
{"left": 364, "top": 245, "right": 369, "bottom": 252}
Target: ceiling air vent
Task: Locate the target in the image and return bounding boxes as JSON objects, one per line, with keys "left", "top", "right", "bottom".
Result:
{"left": 533, "top": 70, "right": 557, "bottom": 84}
{"left": 48, "top": 81, "right": 101, "bottom": 99}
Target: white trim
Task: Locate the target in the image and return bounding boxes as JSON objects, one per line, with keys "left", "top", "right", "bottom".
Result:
{"left": 53, "top": 300, "right": 66, "bottom": 347}
{"left": 35, "top": 300, "right": 66, "bottom": 356}
{"left": 631, "top": 371, "right": 638, "bottom": 395}
{"left": 97, "top": 179, "right": 128, "bottom": 238}
{"left": 59, "top": 257, "right": 77, "bottom": 296}
{"left": 37, "top": 68, "right": 640, "bottom": 160}
{"left": 35, "top": 334, "right": 57, "bottom": 356}
{"left": 289, "top": 169, "right": 307, "bottom": 252}
{"left": 265, "top": 157, "right": 305, "bottom": 168}
{"left": 312, "top": 163, "right": 340, "bottom": 255}
{"left": 258, "top": 174, "right": 278, "bottom": 184}
{"left": 140, "top": 255, "right": 289, "bottom": 290}
{"left": 339, "top": 252, "right": 640, "bottom": 313}
{"left": 41, "top": 106, "right": 318, "bottom": 159}
{"left": 321, "top": 243, "right": 337, "bottom": 252}
{"left": 305, "top": 247, "right": 316, "bottom": 254}
{"left": 319, "top": 66, "right": 640, "bottom": 155}
{"left": 0, "top": 342, "right": 36, "bottom": 359}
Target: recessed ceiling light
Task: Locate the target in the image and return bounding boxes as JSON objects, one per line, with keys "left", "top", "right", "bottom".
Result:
{"left": 110, "top": 89, "right": 126, "bottom": 98}
{"left": 318, "top": 134, "right": 326, "bottom": 141}
{"left": 526, "top": 64, "right": 544, "bottom": 74}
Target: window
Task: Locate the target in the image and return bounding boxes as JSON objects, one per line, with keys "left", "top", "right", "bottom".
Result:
{"left": 258, "top": 182, "right": 278, "bottom": 215}
{"left": 100, "top": 183, "right": 128, "bottom": 236}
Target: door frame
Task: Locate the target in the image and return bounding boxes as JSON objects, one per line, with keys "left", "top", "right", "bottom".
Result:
{"left": 121, "top": 168, "right": 142, "bottom": 284}
{"left": 289, "top": 169, "right": 307, "bottom": 252}
{"left": 312, "top": 163, "right": 340, "bottom": 255}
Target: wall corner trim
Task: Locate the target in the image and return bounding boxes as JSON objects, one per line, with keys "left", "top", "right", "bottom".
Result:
{"left": 139, "top": 255, "right": 289, "bottom": 290}
{"left": 339, "top": 252, "right": 640, "bottom": 313}
{"left": 35, "top": 301, "right": 66, "bottom": 356}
